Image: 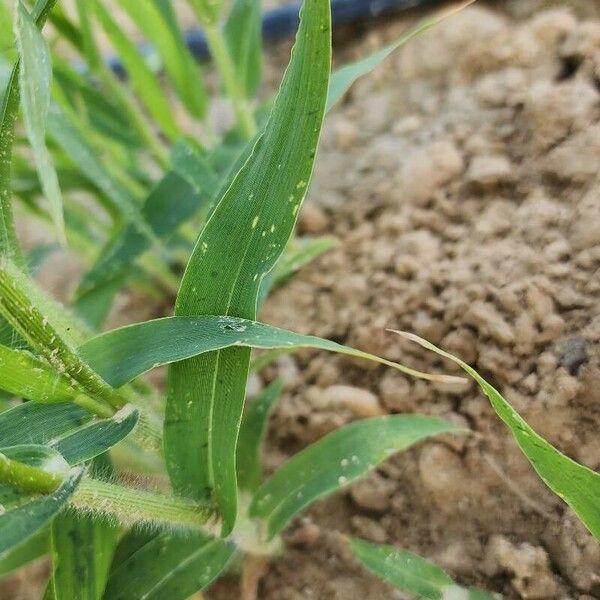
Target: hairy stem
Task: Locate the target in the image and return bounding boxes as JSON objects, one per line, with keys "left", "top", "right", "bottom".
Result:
{"left": 71, "top": 478, "right": 220, "bottom": 534}
{"left": 0, "top": 260, "right": 124, "bottom": 413}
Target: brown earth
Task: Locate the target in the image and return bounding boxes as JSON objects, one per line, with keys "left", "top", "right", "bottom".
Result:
{"left": 213, "top": 3, "right": 600, "bottom": 599}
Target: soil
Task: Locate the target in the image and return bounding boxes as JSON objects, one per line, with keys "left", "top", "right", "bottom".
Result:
{"left": 214, "top": 3, "right": 600, "bottom": 599}
{"left": 2, "top": 2, "right": 599, "bottom": 599}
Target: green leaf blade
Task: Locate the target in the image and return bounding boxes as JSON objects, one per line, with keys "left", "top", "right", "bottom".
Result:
{"left": 50, "top": 510, "right": 118, "bottom": 600}
{"left": 350, "top": 538, "right": 496, "bottom": 600}
{"left": 250, "top": 415, "right": 464, "bottom": 538}
{"left": 117, "top": 0, "right": 208, "bottom": 118}
{"left": 51, "top": 405, "right": 139, "bottom": 465}
{"left": 398, "top": 331, "right": 600, "bottom": 542}
{"left": 237, "top": 379, "right": 283, "bottom": 492}
{"left": 224, "top": 0, "right": 262, "bottom": 98}
{"left": 79, "top": 315, "right": 457, "bottom": 389}
{"left": 0, "top": 466, "right": 83, "bottom": 558}
{"left": 15, "top": 2, "right": 65, "bottom": 243}
{"left": 165, "top": 0, "right": 332, "bottom": 534}
{"left": 91, "top": 0, "right": 180, "bottom": 141}
{"left": 103, "top": 530, "right": 235, "bottom": 600}
{"left": 0, "top": 402, "right": 90, "bottom": 448}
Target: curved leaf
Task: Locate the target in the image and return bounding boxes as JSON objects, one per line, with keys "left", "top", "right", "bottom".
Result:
{"left": 0, "top": 402, "right": 89, "bottom": 447}
{"left": 237, "top": 379, "right": 283, "bottom": 491}
{"left": 396, "top": 330, "right": 600, "bottom": 542}
{"left": 0, "top": 402, "right": 139, "bottom": 466}
{"left": 79, "top": 315, "right": 461, "bottom": 389}
{"left": 91, "top": 0, "right": 179, "bottom": 140}
{"left": 51, "top": 405, "right": 139, "bottom": 465}
{"left": 0, "top": 466, "right": 83, "bottom": 558}
{"left": 250, "top": 415, "right": 464, "bottom": 538}
{"left": 0, "top": 528, "right": 48, "bottom": 579}
{"left": 165, "top": 0, "right": 331, "bottom": 534}
{"left": 116, "top": 0, "right": 207, "bottom": 118}
{"left": 15, "top": 1, "right": 65, "bottom": 242}
{"left": 350, "top": 538, "right": 496, "bottom": 600}
{"left": 327, "top": 1, "right": 475, "bottom": 110}
{"left": 50, "top": 509, "right": 118, "bottom": 600}
{"left": 103, "top": 529, "right": 235, "bottom": 600}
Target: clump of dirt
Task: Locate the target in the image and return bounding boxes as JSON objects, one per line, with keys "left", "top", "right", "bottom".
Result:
{"left": 223, "top": 5, "right": 600, "bottom": 599}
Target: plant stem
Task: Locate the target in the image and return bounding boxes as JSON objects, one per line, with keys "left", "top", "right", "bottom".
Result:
{"left": 71, "top": 478, "right": 220, "bottom": 534}
{"left": 0, "top": 452, "right": 63, "bottom": 494}
{"left": 0, "top": 63, "right": 25, "bottom": 268}
{"left": 0, "top": 260, "right": 124, "bottom": 413}
{"left": 203, "top": 23, "right": 257, "bottom": 140}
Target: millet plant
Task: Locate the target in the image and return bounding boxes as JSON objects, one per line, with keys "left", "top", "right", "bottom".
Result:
{"left": 0, "top": 0, "right": 598, "bottom": 599}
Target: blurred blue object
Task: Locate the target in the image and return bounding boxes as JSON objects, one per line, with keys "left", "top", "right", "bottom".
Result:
{"left": 107, "top": 0, "right": 439, "bottom": 76}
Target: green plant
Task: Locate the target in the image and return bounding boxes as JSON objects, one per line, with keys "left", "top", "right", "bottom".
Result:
{"left": 0, "top": 0, "right": 598, "bottom": 599}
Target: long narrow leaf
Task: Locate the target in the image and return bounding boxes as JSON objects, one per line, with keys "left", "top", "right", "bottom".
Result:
{"left": 0, "top": 528, "right": 48, "bottom": 579}
{"left": 15, "top": 2, "right": 65, "bottom": 243}
{"left": 0, "top": 401, "right": 138, "bottom": 465}
{"left": 0, "top": 466, "right": 83, "bottom": 557}
{"left": 350, "top": 538, "right": 496, "bottom": 600}
{"left": 116, "top": 0, "right": 207, "bottom": 118}
{"left": 0, "top": 402, "right": 89, "bottom": 447}
{"left": 224, "top": 0, "right": 262, "bottom": 98}
{"left": 76, "top": 172, "right": 200, "bottom": 300}
{"left": 1, "top": 0, "right": 58, "bottom": 264}
{"left": 250, "top": 415, "right": 464, "bottom": 538}
{"left": 166, "top": 0, "right": 331, "bottom": 534}
{"left": 50, "top": 510, "right": 118, "bottom": 600}
{"left": 51, "top": 405, "right": 139, "bottom": 465}
{"left": 79, "top": 315, "right": 462, "bottom": 389}
{"left": 103, "top": 529, "right": 235, "bottom": 600}
{"left": 327, "top": 0, "right": 475, "bottom": 111}
{"left": 237, "top": 379, "right": 283, "bottom": 491}
{"left": 91, "top": 0, "right": 179, "bottom": 141}
{"left": 395, "top": 331, "right": 600, "bottom": 542}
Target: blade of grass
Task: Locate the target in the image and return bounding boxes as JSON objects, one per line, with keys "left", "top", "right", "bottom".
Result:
{"left": 0, "top": 402, "right": 90, "bottom": 447}
{"left": 0, "top": 528, "right": 48, "bottom": 579}
{"left": 350, "top": 538, "right": 496, "bottom": 600}
{"left": 15, "top": 1, "right": 66, "bottom": 243}
{"left": 224, "top": 0, "right": 262, "bottom": 98}
{"left": 51, "top": 405, "right": 139, "bottom": 465}
{"left": 90, "top": 0, "right": 180, "bottom": 142}
{"left": 117, "top": 0, "right": 208, "bottom": 119}
{"left": 0, "top": 466, "right": 83, "bottom": 558}
{"left": 237, "top": 379, "right": 283, "bottom": 492}
{"left": 103, "top": 529, "right": 235, "bottom": 600}
{"left": 1, "top": 0, "right": 60, "bottom": 265}
{"left": 393, "top": 330, "right": 600, "bottom": 542}
{"left": 250, "top": 415, "right": 465, "bottom": 538}
{"left": 80, "top": 315, "right": 465, "bottom": 389}
{"left": 50, "top": 509, "right": 118, "bottom": 600}
{"left": 327, "top": 0, "right": 476, "bottom": 111}
{"left": 166, "top": 0, "right": 332, "bottom": 535}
